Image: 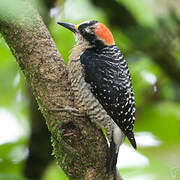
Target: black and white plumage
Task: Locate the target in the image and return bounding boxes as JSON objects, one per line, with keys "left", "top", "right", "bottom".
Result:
{"left": 57, "top": 20, "right": 136, "bottom": 179}
{"left": 80, "top": 45, "right": 136, "bottom": 149}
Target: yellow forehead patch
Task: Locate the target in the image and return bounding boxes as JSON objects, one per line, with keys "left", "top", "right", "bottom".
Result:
{"left": 75, "top": 24, "right": 80, "bottom": 29}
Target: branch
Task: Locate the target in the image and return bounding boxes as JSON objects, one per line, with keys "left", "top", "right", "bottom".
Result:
{"left": 0, "top": 0, "right": 122, "bottom": 179}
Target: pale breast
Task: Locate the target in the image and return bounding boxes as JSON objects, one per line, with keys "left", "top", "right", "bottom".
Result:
{"left": 68, "top": 45, "right": 116, "bottom": 140}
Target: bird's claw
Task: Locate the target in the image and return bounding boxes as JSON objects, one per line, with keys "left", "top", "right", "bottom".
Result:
{"left": 49, "top": 104, "right": 85, "bottom": 117}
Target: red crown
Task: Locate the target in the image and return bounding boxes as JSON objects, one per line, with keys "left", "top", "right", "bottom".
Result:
{"left": 95, "top": 23, "right": 115, "bottom": 45}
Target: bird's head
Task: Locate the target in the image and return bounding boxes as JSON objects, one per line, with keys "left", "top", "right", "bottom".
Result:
{"left": 57, "top": 20, "right": 115, "bottom": 48}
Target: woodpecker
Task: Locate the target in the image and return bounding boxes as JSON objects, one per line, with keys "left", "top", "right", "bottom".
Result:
{"left": 57, "top": 20, "right": 136, "bottom": 178}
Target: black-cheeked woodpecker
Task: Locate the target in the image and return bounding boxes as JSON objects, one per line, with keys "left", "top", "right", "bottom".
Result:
{"left": 57, "top": 20, "right": 136, "bottom": 179}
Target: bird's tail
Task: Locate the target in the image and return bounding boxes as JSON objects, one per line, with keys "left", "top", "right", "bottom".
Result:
{"left": 126, "top": 131, "right": 137, "bottom": 149}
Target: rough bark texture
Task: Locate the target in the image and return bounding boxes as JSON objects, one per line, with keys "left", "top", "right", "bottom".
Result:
{"left": 0, "top": 0, "right": 122, "bottom": 180}
{"left": 24, "top": 86, "right": 52, "bottom": 179}
{"left": 24, "top": 0, "right": 58, "bottom": 178}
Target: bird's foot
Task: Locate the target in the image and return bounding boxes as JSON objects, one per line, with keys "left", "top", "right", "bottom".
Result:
{"left": 49, "top": 104, "right": 85, "bottom": 117}
{"left": 106, "top": 140, "right": 118, "bottom": 180}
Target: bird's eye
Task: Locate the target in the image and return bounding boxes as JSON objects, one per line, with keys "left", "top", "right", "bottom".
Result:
{"left": 79, "top": 28, "right": 85, "bottom": 33}
{"left": 85, "top": 28, "right": 91, "bottom": 33}
{"left": 79, "top": 28, "right": 89, "bottom": 35}
{"left": 83, "top": 27, "right": 93, "bottom": 34}
{"left": 82, "top": 29, "right": 86, "bottom": 33}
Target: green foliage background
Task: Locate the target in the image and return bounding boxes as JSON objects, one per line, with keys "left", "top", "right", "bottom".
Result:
{"left": 0, "top": 0, "right": 180, "bottom": 179}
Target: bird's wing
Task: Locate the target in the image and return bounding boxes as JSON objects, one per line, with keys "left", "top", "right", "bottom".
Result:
{"left": 80, "top": 47, "right": 136, "bottom": 149}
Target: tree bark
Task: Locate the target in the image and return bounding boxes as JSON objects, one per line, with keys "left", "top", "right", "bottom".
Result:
{"left": 24, "top": 86, "right": 52, "bottom": 179}
{"left": 0, "top": 0, "right": 122, "bottom": 179}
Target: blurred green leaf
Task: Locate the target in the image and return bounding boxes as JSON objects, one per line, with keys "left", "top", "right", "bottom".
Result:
{"left": 41, "top": 162, "right": 68, "bottom": 180}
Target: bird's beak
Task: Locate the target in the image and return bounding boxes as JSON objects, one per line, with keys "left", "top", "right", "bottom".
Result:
{"left": 57, "top": 22, "right": 77, "bottom": 33}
